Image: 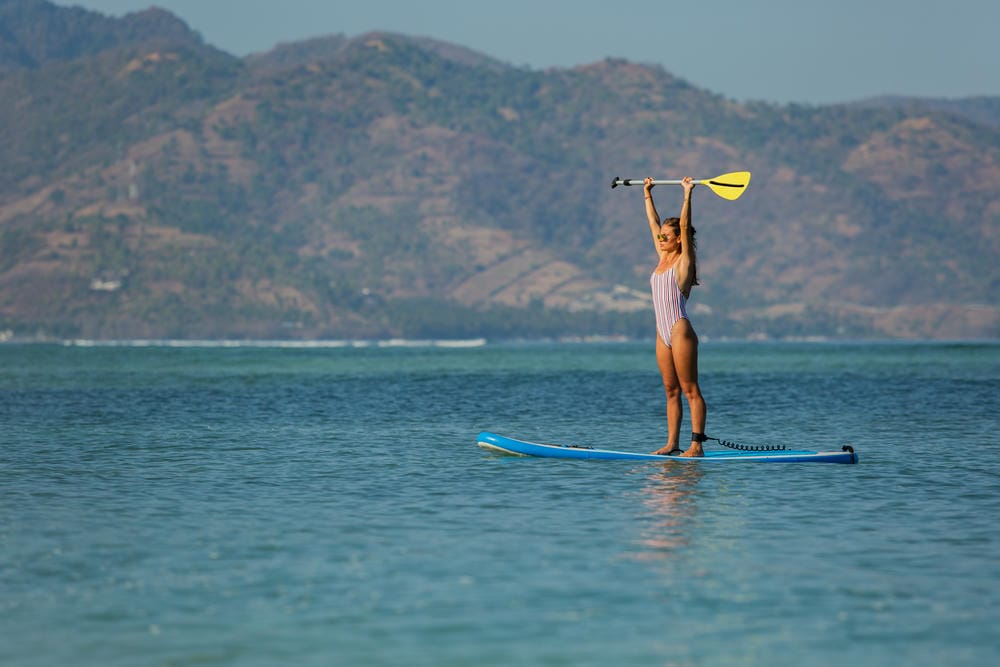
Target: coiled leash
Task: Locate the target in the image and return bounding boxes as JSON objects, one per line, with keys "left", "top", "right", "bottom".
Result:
{"left": 691, "top": 432, "right": 787, "bottom": 452}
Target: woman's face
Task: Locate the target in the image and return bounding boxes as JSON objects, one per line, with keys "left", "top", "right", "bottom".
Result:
{"left": 657, "top": 226, "right": 680, "bottom": 252}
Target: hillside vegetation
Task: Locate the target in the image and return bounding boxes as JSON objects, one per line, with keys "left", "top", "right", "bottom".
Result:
{"left": 1, "top": 0, "right": 997, "bottom": 340}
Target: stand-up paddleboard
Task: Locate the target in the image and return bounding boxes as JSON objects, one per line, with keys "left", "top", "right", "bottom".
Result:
{"left": 477, "top": 431, "right": 859, "bottom": 464}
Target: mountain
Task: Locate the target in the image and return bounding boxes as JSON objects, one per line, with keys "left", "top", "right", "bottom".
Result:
{"left": 0, "top": 0, "right": 997, "bottom": 341}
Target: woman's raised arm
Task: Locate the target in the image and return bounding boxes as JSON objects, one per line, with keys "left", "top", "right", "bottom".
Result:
{"left": 644, "top": 177, "right": 663, "bottom": 253}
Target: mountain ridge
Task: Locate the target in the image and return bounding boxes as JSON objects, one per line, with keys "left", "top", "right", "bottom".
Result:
{"left": 0, "top": 0, "right": 208, "bottom": 69}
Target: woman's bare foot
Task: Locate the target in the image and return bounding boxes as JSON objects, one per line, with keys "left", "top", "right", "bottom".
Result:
{"left": 680, "top": 442, "right": 704, "bottom": 457}
{"left": 652, "top": 444, "right": 682, "bottom": 456}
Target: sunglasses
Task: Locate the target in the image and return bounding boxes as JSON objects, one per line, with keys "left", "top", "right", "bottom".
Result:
{"left": 656, "top": 234, "right": 674, "bottom": 242}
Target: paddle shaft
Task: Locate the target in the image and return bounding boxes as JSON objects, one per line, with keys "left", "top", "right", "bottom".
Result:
{"left": 614, "top": 178, "right": 700, "bottom": 187}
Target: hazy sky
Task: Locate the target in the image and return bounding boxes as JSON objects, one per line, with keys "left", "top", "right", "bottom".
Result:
{"left": 55, "top": 0, "right": 999, "bottom": 105}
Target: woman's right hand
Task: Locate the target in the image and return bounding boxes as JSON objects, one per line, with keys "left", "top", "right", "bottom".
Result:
{"left": 643, "top": 177, "right": 654, "bottom": 194}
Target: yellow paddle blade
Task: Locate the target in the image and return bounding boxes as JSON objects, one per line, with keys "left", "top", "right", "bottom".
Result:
{"left": 698, "top": 171, "right": 751, "bottom": 200}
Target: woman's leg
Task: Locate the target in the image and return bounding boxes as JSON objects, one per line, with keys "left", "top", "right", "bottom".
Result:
{"left": 671, "top": 319, "right": 706, "bottom": 457}
{"left": 652, "top": 334, "right": 683, "bottom": 455}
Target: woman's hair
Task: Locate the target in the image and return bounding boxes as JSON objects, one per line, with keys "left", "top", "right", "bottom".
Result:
{"left": 661, "top": 217, "right": 699, "bottom": 286}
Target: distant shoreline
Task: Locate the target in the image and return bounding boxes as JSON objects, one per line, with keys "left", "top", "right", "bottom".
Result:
{"left": 1, "top": 336, "right": 997, "bottom": 347}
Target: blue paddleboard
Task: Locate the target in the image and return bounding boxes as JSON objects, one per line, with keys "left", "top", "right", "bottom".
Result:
{"left": 476, "top": 431, "right": 858, "bottom": 464}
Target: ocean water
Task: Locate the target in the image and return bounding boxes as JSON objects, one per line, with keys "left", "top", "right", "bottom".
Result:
{"left": 2, "top": 340, "right": 998, "bottom": 666}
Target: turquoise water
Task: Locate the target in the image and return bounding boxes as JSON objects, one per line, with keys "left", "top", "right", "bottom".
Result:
{"left": 2, "top": 341, "right": 998, "bottom": 666}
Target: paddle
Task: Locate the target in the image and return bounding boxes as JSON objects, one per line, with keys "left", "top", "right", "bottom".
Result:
{"left": 610, "top": 171, "right": 751, "bottom": 201}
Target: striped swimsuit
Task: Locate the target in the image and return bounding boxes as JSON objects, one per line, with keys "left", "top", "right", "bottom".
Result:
{"left": 650, "top": 267, "right": 689, "bottom": 347}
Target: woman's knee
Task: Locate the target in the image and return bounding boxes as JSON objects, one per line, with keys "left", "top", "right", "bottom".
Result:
{"left": 680, "top": 382, "right": 703, "bottom": 403}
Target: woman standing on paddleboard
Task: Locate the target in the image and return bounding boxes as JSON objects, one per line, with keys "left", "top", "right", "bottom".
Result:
{"left": 643, "top": 176, "right": 707, "bottom": 457}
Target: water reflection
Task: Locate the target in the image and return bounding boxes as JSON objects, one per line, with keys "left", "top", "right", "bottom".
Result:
{"left": 626, "top": 463, "right": 703, "bottom": 561}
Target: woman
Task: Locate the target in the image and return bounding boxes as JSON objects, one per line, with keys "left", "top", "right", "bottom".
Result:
{"left": 644, "top": 176, "right": 707, "bottom": 457}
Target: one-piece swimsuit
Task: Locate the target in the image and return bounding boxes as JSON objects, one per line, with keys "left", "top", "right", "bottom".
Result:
{"left": 650, "top": 267, "right": 688, "bottom": 348}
